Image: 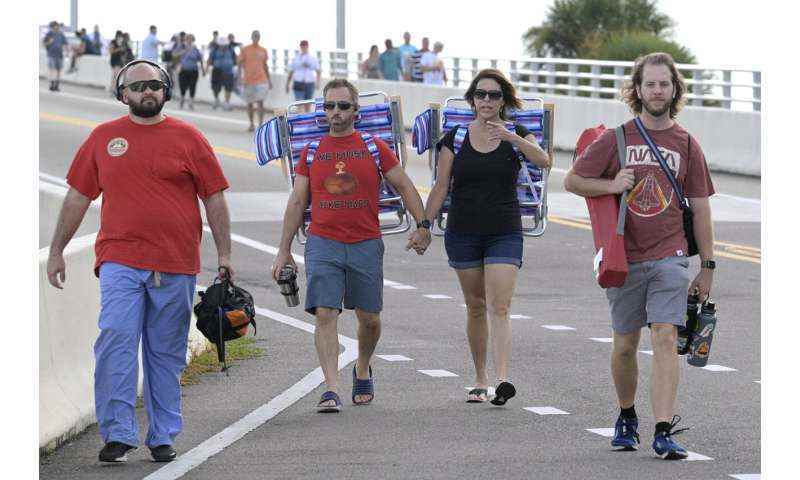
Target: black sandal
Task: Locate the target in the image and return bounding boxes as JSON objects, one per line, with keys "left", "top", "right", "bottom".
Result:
{"left": 490, "top": 381, "right": 516, "bottom": 406}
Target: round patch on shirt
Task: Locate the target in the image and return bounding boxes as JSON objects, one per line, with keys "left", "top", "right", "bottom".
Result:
{"left": 107, "top": 137, "right": 129, "bottom": 157}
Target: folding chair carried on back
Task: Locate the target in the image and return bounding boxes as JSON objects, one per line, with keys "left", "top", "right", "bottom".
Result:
{"left": 411, "top": 97, "right": 555, "bottom": 237}
{"left": 254, "top": 92, "right": 411, "bottom": 243}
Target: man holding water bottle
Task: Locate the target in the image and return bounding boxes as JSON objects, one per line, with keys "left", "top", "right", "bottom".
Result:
{"left": 565, "top": 52, "right": 716, "bottom": 460}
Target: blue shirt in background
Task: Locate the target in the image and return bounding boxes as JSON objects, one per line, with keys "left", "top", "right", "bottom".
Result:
{"left": 379, "top": 49, "right": 403, "bottom": 80}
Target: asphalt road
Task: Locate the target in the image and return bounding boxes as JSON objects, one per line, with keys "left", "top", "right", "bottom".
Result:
{"left": 38, "top": 81, "right": 761, "bottom": 480}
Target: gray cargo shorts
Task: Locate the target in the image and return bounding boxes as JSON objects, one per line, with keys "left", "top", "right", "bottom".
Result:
{"left": 605, "top": 255, "right": 691, "bottom": 334}
{"left": 303, "top": 234, "right": 384, "bottom": 316}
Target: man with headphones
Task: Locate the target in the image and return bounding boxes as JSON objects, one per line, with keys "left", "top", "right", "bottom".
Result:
{"left": 46, "top": 60, "right": 234, "bottom": 464}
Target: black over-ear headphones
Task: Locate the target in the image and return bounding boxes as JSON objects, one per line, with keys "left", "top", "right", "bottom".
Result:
{"left": 115, "top": 59, "right": 172, "bottom": 102}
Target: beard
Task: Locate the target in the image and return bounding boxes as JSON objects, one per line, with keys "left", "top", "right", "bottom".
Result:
{"left": 129, "top": 96, "right": 165, "bottom": 118}
{"left": 329, "top": 116, "right": 354, "bottom": 133}
{"left": 642, "top": 98, "right": 671, "bottom": 118}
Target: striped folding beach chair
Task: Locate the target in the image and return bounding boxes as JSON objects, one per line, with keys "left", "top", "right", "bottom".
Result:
{"left": 254, "top": 92, "right": 411, "bottom": 244}
{"left": 411, "top": 97, "right": 555, "bottom": 237}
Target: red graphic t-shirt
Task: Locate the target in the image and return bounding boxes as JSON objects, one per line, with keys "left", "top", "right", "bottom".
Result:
{"left": 67, "top": 116, "right": 230, "bottom": 275}
{"left": 573, "top": 119, "right": 715, "bottom": 263}
{"left": 294, "top": 132, "right": 400, "bottom": 243}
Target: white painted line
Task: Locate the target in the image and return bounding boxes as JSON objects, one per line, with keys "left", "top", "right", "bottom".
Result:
{"left": 716, "top": 193, "right": 761, "bottom": 205}
{"left": 510, "top": 314, "right": 531, "bottom": 319}
{"left": 382, "top": 279, "right": 401, "bottom": 287}
{"left": 754, "top": 380, "right": 761, "bottom": 384}
{"left": 701, "top": 364, "right": 738, "bottom": 372}
{"left": 729, "top": 474, "right": 761, "bottom": 480}
{"left": 390, "top": 285, "right": 418, "bottom": 290}
{"left": 460, "top": 303, "right": 467, "bottom": 308}
{"left": 587, "top": 428, "right": 615, "bottom": 437}
{"left": 464, "top": 386, "right": 496, "bottom": 395}
{"left": 145, "top": 305, "right": 357, "bottom": 480}
{"left": 542, "top": 325, "right": 576, "bottom": 331}
{"left": 418, "top": 369, "right": 459, "bottom": 378}
{"left": 423, "top": 294, "right": 453, "bottom": 299}
{"left": 590, "top": 337, "right": 613, "bottom": 343}
{"left": 639, "top": 350, "right": 654, "bottom": 356}
{"left": 524, "top": 407, "right": 570, "bottom": 415}
{"left": 377, "top": 354, "right": 413, "bottom": 362}
{"left": 685, "top": 451, "right": 714, "bottom": 461}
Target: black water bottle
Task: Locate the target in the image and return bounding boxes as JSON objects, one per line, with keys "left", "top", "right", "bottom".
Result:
{"left": 677, "top": 294, "right": 699, "bottom": 355}
{"left": 688, "top": 299, "right": 717, "bottom": 367}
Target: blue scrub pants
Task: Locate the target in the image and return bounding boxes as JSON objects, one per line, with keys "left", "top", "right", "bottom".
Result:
{"left": 94, "top": 262, "right": 196, "bottom": 448}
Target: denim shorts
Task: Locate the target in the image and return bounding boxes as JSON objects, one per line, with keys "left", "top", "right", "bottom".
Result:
{"left": 293, "top": 81, "right": 316, "bottom": 100}
{"left": 605, "top": 255, "right": 691, "bottom": 334}
{"left": 303, "top": 234, "right": 384, "bottom": 315}
{"left": 443, "top": 230, "right": 523, "bottom": 269}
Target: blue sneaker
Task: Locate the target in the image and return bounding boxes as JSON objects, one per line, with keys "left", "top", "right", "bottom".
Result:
{"left": 652, "top": 415, "right": 690, "bottom": 460}
{"left": 611, "top": 415, "right": 640, "bottom": 450}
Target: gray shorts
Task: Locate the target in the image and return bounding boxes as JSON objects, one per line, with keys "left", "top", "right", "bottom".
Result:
{"left": 48, "top": 55, "right": 63, "bottom": 71}
{"left": 605, "top": 255, "right": 690, "bottom": 334}
{"left": 242, "top": 82, "right": 268, "bottom": 103}
{"left": 304, "top": 234, "right": 384, "bottom": 315}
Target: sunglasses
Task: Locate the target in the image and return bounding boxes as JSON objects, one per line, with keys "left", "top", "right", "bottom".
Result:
{"left": 473, "top": 89, "right": 503, "bottom": 100}
{"left": 322, "top": 101, "right": 354, "bottom": 111}
{"left": 125, "top": 80, "right": 167, "bottom": 93}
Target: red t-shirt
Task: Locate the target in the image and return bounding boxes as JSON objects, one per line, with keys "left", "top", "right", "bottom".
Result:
{"left": 573, "top": 120, "right": 715, "bottom": 263}
{"left": 66, "top": 116, "right": 229, "bottom": 275}
{"left": 294, "top": 132, "right": 400, "bottom": 243}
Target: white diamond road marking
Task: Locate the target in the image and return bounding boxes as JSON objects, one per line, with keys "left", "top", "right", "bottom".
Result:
{"left": 587, "top": 428, "right": 712, "bottom": 461}
{"left": 590, "top": 337, "right": 613, "bottom": 343}
{"left": 376, "top": 354, "right": 413, "bottom": 362}
{"left": 729, "top": 474, "right": 761, "bottom": 480}
{"left": 465, "top": 386, "right": 496, "bottom": 395}
{"left": 702, "top": 364, "right": 738, "bottom": 372}
{"left": 419, "top": 369, "right": 459, "bottom": 377}
{"left": 424, "top": 294, "right": 453, "bottom": 299}
{"left": 390, "top": 285, "right": 418, "bottom": 290}
{"left": 639, "top": 350, "right": 654, "bottom": 356}
{"left": 542, "top": 325, "right": 576, "bottom": 331}
{"left": 524, "top": 407, "right": 570, "bottom": 415}
{"left": 510, "top": 314, "right": 532, "bottom": 319}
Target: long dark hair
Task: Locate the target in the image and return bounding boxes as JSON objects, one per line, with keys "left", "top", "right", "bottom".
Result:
{"left": 464, "top": 68, "right": 523, "bottom": 120}
{"left": 620, "top": 52, "right": 687, "bottom": 119}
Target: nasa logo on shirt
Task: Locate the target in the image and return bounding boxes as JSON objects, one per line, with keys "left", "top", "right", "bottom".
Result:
{"left": 107, "top": 137, "right": 129, "bottom": 157}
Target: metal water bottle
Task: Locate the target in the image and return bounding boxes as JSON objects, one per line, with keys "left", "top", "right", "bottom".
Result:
{"left": 687, "top": 299, "right": 717, "bottom": 367}
{"left": 276, "top": 265, "right": 300, "bottom": 307}
{"left": 677, "top": 294, "right": 700, "bottom": 355}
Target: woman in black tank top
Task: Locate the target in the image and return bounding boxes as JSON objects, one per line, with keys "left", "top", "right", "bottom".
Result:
{"left": 423, "top": 69, "right": 550, "bottom": 405}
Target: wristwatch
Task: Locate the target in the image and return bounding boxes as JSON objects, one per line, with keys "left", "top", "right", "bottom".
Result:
{"left": 417, "top": 219, "right": 431, "bottom": 230}
{"left": 700, "top": 260, "right": 716, "bottom": 270}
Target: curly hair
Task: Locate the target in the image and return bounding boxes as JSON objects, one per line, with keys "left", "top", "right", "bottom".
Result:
{"left": 620, "top": 52, "right": 687, "bottom": 119}
{"left": 464, "top": 68, "right": 523, "bottom": 120}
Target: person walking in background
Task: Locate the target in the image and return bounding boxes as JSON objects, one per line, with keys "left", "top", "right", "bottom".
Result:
{"left": 379, "top": 39, "right": 403, "bottom": 81}
{"left": 238, "top": 30, "right": 273, "bottom": 131}
{"left": 140, "top": 25, "right": 162, "bottom": 63}
{"left": 421, "top": 41, "right": 446, "bottom": 85}
{"left": 398, "top": 31, "right": 417, "bottom": 81}
{"left": 360, "top": 45, "right": 382, "bottom": 79}
{"left": 285, "top": 40, "right": 321, "bottom": 113}
{"left": 88, "top": 25, "right": 104, "bottom": 56}
{"left": 423, "top": 68, "right": 550, "bottom": 405}
{"left": 177, "top": 34, "right": 205, "bottom": 110}
{"left": 408, "top": 36, "right": 429, "bottom": 83}
{"left": 43, "top": 21, "right": 68, "bottom": 92}
{"left": 207, "top": 36, "right": 236, "bottom": 110}
{"left": 67, "top": 27, "right": 88, "bottom": 74}
{"left": 47, "top": 60, "right": 233, "bottom": 464}
{"left": 565, "top": 52, "right": 716, "bottom": 460}
{"left": 108, "top": 31, "right": 126, "bottom": 96}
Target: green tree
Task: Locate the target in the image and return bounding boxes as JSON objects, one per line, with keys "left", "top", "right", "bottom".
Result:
{"left": 523, "top": 0, "right": 674, "bottom": 58}
{"left": 583, "top": 30, "right": 696, "bottom": 63}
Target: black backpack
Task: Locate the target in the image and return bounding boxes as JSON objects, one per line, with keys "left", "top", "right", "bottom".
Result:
{"left": 194, "top": 274, "right": 256, "bottom": 372}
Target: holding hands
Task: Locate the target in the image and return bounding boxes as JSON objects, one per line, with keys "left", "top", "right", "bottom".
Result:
{"left": 406, "top": 227, "right": 432, "bottom": 255}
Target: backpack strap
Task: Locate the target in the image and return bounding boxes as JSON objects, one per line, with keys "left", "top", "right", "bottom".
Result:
{"left": 452, "top": 125, "right": 467, "bottom": 155}
{"left": 359, "top": 132, "right": 384, "bottom": 177}
{"left": 305, "top": 140, "right": 320, "bottom": 166}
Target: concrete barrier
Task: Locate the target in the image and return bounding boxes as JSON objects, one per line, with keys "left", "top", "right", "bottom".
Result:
{"left": 39, "top": 192, "right": 210, "bottom": 452}
{"left": 41, "top": 52, "right": 760, "bottom": 175}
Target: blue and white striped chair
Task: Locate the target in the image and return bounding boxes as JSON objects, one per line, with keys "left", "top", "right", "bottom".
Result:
{"left": 254, "top": 92, "right": 411, "bottom": 244}
{"left": 412, "top": 97, "right": 554, "bottom": 237}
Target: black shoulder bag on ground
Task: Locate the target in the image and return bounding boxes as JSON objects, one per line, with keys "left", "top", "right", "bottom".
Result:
{"left": 632, "top": 117, "right": 698, "bottom": 257}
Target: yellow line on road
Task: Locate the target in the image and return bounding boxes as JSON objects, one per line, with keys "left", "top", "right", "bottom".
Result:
{"left": 40, "top": 110, "right": 761, "bottom": 264}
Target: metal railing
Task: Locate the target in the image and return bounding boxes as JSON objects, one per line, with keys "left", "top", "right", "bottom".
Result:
{"left": 46, "top": 35, "right": 762, "bottom": 112}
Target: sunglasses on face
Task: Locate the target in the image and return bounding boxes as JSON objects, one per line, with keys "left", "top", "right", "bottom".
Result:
{"left": 473, "top": 89, "right": 503, "bottom": 100}
{"left": 125, "top": 80, "right": 167, "bottom": 93}
{"left": 322, "top": 101, "right": 354, "bottom": 111}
